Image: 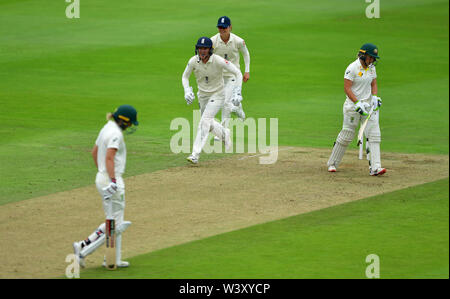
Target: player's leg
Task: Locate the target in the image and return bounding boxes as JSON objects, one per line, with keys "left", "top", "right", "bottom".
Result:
{"left": 194, "top": 92, "right": 226, "bottom": 151}
{"left": 189, "top": 93, "right": 211, "bottom": 163}
{"left": 74, "top": 175, "right": 130, "bottom": 267}
{"left": 198, "top": 91, "right": 208, "bottom": 115}
{"left": 327, "top": 102, "right": 360, "bottom": 171}
{"left": 188, "top": 95, "right": 209, "bottom": 163}
{"left": 101, "top": 200, "right": 130, "bottom": 268}
{"left": 190, "top": 91, "right": 230, "bottom": 162}
{"left": 365, "top": 111, "right": 386, "bottom": 176}
{"left": 106, "top": 177, "right": 130, "bottom": 267}
{"left": 73, "top": 173, "right": 108, "bottom": 267}
{"left": 73, "top": 222, "right": 105, "bottom": 268}
{"left": 209, "top": 90, "right": 230, "bottom": 144}
{"left": 221, "top": 76, "right": 234, "bottom": 129}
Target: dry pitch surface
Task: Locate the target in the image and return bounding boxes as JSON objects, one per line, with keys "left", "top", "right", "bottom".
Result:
{"left": 0, "top": 147, "right": 448, "bottom": 278}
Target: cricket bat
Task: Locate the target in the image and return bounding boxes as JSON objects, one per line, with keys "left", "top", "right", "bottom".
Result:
{"left": 357, "top": 106, "right": 375, "bottom": 147}
{"left": 358, "top": 137, "right": 364, "bottom": 160}
{"left": 105, "top": 200, "right": 116, "bottom": 270}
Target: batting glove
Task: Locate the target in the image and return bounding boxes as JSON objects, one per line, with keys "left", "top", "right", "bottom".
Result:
{"left": 354, "top": 100, "right": 371, "bottom": 116}
{"left": 102, "top": 180, "right": 118, "bottom": 200}
{"left": 184, "top": 87, "right": 195, "bottom": 105}
{"left": 371, "top": 95, "right": 382, "bottom": 111}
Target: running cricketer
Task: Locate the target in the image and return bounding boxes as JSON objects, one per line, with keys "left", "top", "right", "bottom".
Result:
{"left": 211, "top": 16, "right": 250, "bottom": 129}
{"left": 182, "top": 36, "right": 243, "bottom": 164}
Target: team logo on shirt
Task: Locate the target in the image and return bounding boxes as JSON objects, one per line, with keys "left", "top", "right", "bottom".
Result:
{"left": 358, "top": 71, "right": 363, "bottom": 77}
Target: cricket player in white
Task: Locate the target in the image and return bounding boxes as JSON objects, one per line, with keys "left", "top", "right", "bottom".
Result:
{"left": 211, "top": 16, "right": 250, "bottom": 130}
{"left": 182, "top": 36, "right": 243, "bottom": 164}
{"left": 72, "top": 105, "right": 138, "bottom": 268}
{"left": 327, "top": 43, "right": 385, "bottom": 176}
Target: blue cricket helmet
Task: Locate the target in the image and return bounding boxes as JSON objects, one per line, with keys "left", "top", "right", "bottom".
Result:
{"left": 195, "top": 37, "right": 214, "bottom": 56}
{"left": 217, "top": 16, "right": 231, "bottom": 28}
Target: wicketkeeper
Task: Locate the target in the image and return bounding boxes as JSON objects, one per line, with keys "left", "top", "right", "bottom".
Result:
{"left": 72, "top": 105, "right": 138, "bottom": 268}
{"left": 327, "top": 43, "right": 386, "bottom": 176}
{"left": 182, "top": 36, "right": 243, "bottom": 164}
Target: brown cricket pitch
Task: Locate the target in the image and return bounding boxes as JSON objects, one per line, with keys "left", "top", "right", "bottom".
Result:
{"left": 0, "top": 147, "right": 448, "bottom": 278}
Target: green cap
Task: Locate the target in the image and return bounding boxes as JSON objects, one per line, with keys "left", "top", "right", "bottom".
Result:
{"left": 359, "top": 43, "right": 380, "bottom": 59}
{"left": 113, "top": 105, "right": 139, "bottom": 126}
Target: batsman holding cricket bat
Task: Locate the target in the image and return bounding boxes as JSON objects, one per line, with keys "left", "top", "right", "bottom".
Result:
{"left": 327, "top": 43, "right": 385, "bottom": 176}
{"left": 72, "top": 105, "right": 138, "bottom": 269}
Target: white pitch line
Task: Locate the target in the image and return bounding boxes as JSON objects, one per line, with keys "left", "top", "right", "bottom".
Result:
{"left": 237, "top": 147, "right": 295, "bottom": 160}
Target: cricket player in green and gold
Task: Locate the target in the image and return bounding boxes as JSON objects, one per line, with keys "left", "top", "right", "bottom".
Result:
{"left": 327, "top": 43, "right": 385, "bottom": 176}
{"left": 72, "top": 105, "right": 138, "bottom": 268}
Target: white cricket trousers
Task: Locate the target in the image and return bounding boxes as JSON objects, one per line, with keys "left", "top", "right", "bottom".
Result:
{"left": 192, "top": 89, "right": 227, "bottom": 158}
{"left": 328, "top": 99, "right": 382, "bottom": 169}
{"left": 221, "top": 76, "right": 236, "bottom": 127}
{"left": 96, "top": 172, "right": 125, "bottom": 228}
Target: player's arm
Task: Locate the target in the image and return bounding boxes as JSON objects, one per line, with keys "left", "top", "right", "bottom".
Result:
{"left": 181, "top": 60, "right": 194, "bottom": 90}
{"left": 182, "top": 60, "right": 195, "bottom": 104}
{"left": 222, "top": 58, "right": 243, "bottom": 105}
{"left": 371, "top": 78, "right": 378, "bottom": 95}
{"left": 345, "top": 78, "right": 370, "bottom": 115}
{"left": 344, "top": 79, "right": 358, "bottom": 103}
{"left": 92, "top": 145, "right": 99, "bottom": 169}
{"left": 239, "top": 40, "right": 250, "bottom": 82}
{"left": 105, "top": 148, "right": 117, "bottom": 181}
{"left": 101, "top": 136, "right": 120, "bottom": 199}
{"left": 222, "top": 59, "right": 243, "bottom": 90}
{"left": 370, "top": 78, "right": 382, "bottom": 110}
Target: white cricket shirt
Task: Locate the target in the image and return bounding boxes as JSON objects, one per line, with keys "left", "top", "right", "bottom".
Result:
{"left": 182, "top": 54, "right": 243, "bottom": 94}
{"left": 344, "top": 58, "right": 377, "bottom": 103}
{"left": 95, "top": 120, "right": 127, "bottom": 176}
{"left": 211, "top": 33, "right": 250, "bottom": 77}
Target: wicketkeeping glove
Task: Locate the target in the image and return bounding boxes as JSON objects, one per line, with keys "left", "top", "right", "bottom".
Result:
{"left": 231, "top": 88, "right": 243, "bottom": 106}
{"left": 354, "top": 100, "right": 371, "bottom": 116}
{"left": 371, "top": 95, "right": 382, "bottom": 111}
{"left": 102, "top": 181, "right": 118, "bottom": 200}
{"left": 184, "top": 87, "right": 195, "bottom": 105}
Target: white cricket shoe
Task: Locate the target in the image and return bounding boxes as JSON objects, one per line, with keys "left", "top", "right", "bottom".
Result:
{"left": 102, "top": 258, "right": 129, "bottom": 268}
{"left": 370, "top": 168, "right": 386, "bottom": 176}
{"left": 187, "top": 154, "right": 199, "bottom": 164}
{"left": 223, "top": 128, "right": 232, "bottom": 151}
{"left": 328, "top": 165, "right": 337, "bottom": 172}
{"left": 73, "top": 241, "right": 85, "bottom": 268}
{"left": 214, "top": 136, "right": 221, "bottom": 142}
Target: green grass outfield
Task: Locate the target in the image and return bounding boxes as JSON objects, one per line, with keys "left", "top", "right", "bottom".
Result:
{"left": 0, "top": 0, "right": 448, "bottom": 279}
{"left": 0, "top": 0, "right": 448, "bottom": 204}
{"left": 80, "top": 179, "right": 449, "bottom": 279}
